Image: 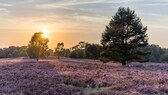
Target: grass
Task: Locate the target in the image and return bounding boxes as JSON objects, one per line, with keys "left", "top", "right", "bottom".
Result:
{"left": 62, "top": 83, "right": 112, "bottom": 95}
{"left": 84, "top": 86, "right": 112, "bottom": 95}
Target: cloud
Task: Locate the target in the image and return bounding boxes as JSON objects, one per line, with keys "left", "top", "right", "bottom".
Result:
{"left": 35, "top": 0, "right": 135, "bottom": 9}
{"left": 35, "top": 4, "right": 71, "bottom": 9}
{"left": 143, "top": 3, "right": 168, "bottom": 6}
{"left": 0, "top": 8, "right": 10, "bottom": 16}
{"left": 74, "top": 15, "right": 109, "bottom": 23}
{"left": 0, "top": 3, "right": 13, "bottom": 7}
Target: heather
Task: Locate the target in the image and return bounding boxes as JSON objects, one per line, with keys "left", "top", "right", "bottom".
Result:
{"left": 0, "top": 58, "right": 167, "bottom": 95}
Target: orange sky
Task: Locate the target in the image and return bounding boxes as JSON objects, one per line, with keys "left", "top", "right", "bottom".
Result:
{"left": 0, "top": 30, "right": 103, "bottom": 49}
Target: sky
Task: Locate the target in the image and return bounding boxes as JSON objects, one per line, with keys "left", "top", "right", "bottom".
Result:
{"left": 0, "top": 0, "right": 168, "bottom": 49}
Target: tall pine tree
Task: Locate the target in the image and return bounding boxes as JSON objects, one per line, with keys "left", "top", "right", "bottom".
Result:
{"left": 101, "top": 7, "right": 148, "bottom": 65}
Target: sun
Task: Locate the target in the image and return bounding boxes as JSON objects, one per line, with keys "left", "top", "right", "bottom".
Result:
{"left": 39, "top": 26, "right": 50, "bottom": 38}
{"left": 42, "top": 33, "right": 48, "bottom": 38}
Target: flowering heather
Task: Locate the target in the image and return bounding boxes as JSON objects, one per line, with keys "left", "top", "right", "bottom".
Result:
{"left": 0, "top": 58, "right": 167, "bottom": 95}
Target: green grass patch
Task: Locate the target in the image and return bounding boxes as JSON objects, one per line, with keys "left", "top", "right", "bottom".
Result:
{"left": 61, "top": 83, "right": 80, "bottom": 88}
{"left": 62, "top": 83, "right": 111, "bottom": 95}
{"left": 84, "top": 86, "right": 112, "bottom": 95}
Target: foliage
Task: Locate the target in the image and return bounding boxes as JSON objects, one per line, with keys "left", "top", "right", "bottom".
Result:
{"left": 160, "top": 53, "right": 168, "bottom": 62}
{"left": 142, "top": 44, "right": 168, "bottom": 63}
{"left": 69, "top": 41, "right": 102, "bottom": 60}
{"left": 70, "top": 50, "right": 86, "bottom": 59}
{"left": 47, "top": 49, "right": 54, "bottom": 56}
{"left": 63, "top": 49, "right": 71, "bottom": 57}
{"left": 85, "top": 44, "right": 102, "bottom": 61}
{"left": 0, "top": 46, "right": 27, "bottom": 58}
{"left": 101, "top": 7, "right": 148, "bottom": 65}
{"left": 69, "top": 51, "right": 78, "bottom": 58}
{"left": 27, "top": 32, "right": 49, "bottom": 61}
{"left": 69, "top": 41, "right": 88, "bottom": 59}
{"left": 54, "top": 42, "right": 64, "bottom": 58}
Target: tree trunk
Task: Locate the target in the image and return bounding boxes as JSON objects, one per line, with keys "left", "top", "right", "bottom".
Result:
{"left": 121, "top": 61, "right": 126, "bottom": 66}
{"left": 94, "top": 57, "right": 96, "bottom": 61}
{"left": 36, "top": 58, "right": 39, "bottom": 62}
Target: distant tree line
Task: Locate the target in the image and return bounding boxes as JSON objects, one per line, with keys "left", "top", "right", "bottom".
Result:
{"left": 1, "top": 43, "right": 168, "bottom": 63}
{"left": 53, "top": 43, "right": 168, "bottom": 63}
{"left": 70, "top": 41, "right": 101, "bottom": 60}
{"left": 0, "top": 46, "right": 27, "bottom": 58}
{"left": 53, "top": 41, "right": 101, "bottom": 61}
{"left": 142, "top": 45, "right": 168, "bottom": 63}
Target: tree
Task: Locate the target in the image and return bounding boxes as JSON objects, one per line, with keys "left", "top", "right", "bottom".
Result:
{"left": 63, "top": 49, "right": 71, "bottom": 57}
{"left": 101, "top": 7, "right": 148, "bottom": 65}
{"left": 141, "top": 45, "right": 168, "bottom": 62}
{"left": 0, "top": 46, "right": 28, "bottom": 58}
{"left": 160, "top": 53, "right": 168, "bottom": 63}
{"left": 47, "top": 49, "right": 54, "bottom": 56}
{"left": 85, "top": 44, "right": 101, "bottom": 61}
{"left": 69, "top": 51, "right": 78, "bottom": 58}
{"left": 145, "top": 45, "right": 162, "bottom": 62}
{"left": 54, "top": 42, "right": 64, "bottom": 59}
{"left": 70, "top": 41, "right": 88, "bottom": 59}
{"left": 27, "top": 32, "right": 49, "bottom": 61}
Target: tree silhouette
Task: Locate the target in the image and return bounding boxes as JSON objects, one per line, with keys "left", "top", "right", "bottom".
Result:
{"left": 101, "top": 7, "right": 148, "bottom": 65}
{"left": 47, "top": 49, "right": 54, "bottom": 56}
{"left": 70, "top": 41, "right": 88, "bottom": 58}
{"left": 85, "top": 44, "right": 101, "bottom": 61}
{"left": 54, "top": 42, "right": 64, "bottom": 59}
{"left": 27, "top": 32, "right": 49, "bottom": 61}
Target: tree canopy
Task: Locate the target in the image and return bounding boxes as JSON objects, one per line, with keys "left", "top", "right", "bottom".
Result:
{"left": 101, "top": 7, "right": 148, "bottom": 65}
{"left": 27, "top": 32, "right": 49, "bottom": 61}
{"left": 85, "top": 44, "right": 101, "bottom": 61}
{"left": 0, "top": 46, "right": 27, "bottom": 58}
{"left": 54, "top": 42, "right": 65, "bottom": 58}
{"left": 70, "top": 41, "right": 88, "bottom": 58}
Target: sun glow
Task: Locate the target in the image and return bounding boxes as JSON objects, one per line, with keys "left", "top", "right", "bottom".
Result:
{"left": 42, "top": 33, "right": 48, "bottom": 38}
{"left": 40, "top": 26, "right": 50, "bottom": 38}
